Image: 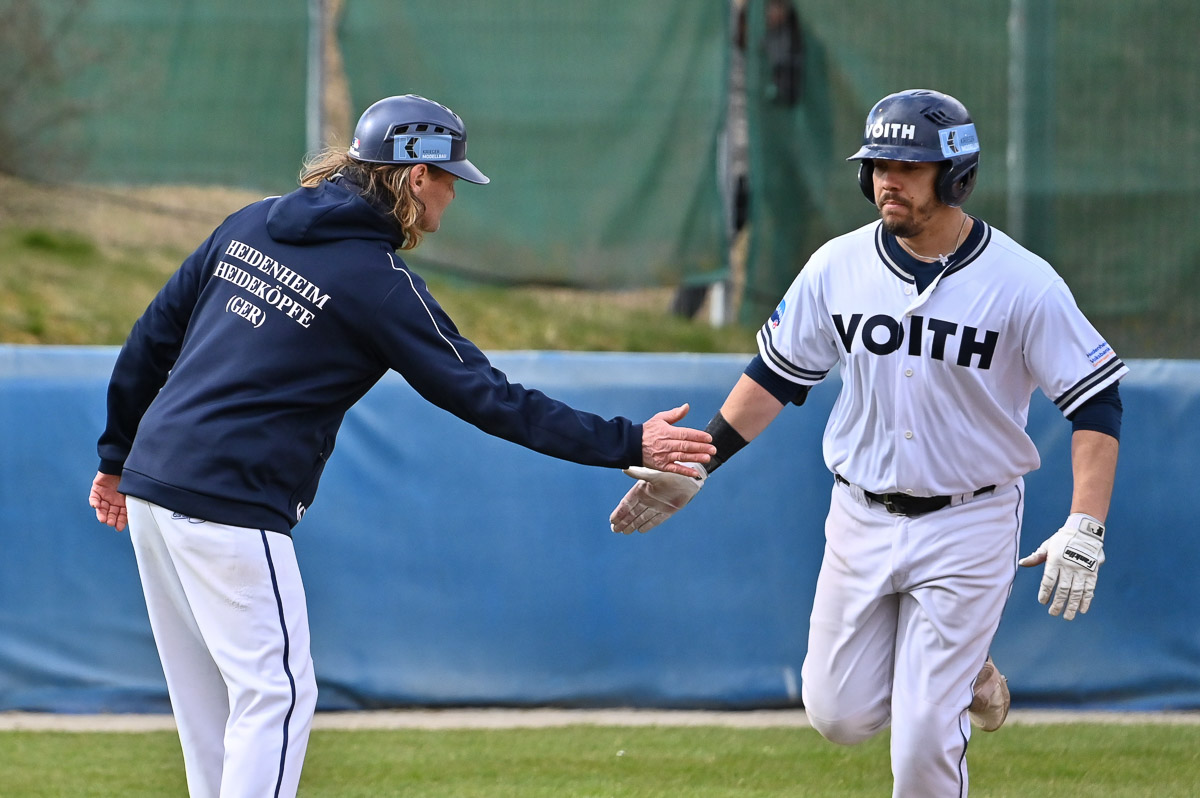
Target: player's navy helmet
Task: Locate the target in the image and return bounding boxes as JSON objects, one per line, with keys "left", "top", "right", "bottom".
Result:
{"left": 348, "top": 94, "right": 489, "bottom": 184}
{"left": 847, "top": 89, "right": 979, "bottom": 207}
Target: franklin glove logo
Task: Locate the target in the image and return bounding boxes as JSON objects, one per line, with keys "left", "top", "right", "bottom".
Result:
{"left": 1063, "top": 546, "right": 1099, "bottom": 571}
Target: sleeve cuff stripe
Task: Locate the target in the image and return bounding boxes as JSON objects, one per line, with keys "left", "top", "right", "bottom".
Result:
{"left": 1055, "top": 359, "right": 1129, "bottom": 414}
{"left": 757, "top": 327, "right": 828, "bottom": 381}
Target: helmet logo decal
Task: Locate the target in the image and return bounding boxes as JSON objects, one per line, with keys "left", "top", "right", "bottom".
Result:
{"left": 938, "top": 124, "right": 980, "bottom": 158}
{"left": 393, "top": 134, "right": 453, "bottom": 162}
{"left": 867, "top": 122, "right": 916, "bottom": 141}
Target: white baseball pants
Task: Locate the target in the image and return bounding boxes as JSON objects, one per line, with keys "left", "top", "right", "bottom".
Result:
{"left": 801, "top": 479, "right": 1023, "bottom": 798}
{"left": 127, "top": 498, "right": 318, "bottom": 798}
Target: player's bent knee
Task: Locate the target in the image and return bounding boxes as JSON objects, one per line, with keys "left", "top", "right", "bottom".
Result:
{"left": 805, "top": 704, "right": 889, "bottom": 745}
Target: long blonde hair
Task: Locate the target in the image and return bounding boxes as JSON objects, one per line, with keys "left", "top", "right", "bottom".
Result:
{"left": 299, "top": 148, "right": 430, "bottom": 250}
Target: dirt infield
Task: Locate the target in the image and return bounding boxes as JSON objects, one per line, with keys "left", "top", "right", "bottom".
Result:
{"left": 3, "top": 708, "right": 1200, "bottom": 733}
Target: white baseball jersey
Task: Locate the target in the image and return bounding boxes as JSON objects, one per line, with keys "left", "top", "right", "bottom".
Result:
{"left": 758, "top": 219, "right": 1128, "bottom": 497}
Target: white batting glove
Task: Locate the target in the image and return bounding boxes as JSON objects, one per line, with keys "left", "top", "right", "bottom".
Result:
{"left": 609, "top": 464, "right": 706, "bottom": 534}
{"left": 1018, "top": 513, "right": 1106, "bottom": 620}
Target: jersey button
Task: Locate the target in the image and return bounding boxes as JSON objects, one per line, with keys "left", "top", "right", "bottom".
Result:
{"left": 904, "top": 287, "right": 913, "bottom": 296}
{"left": 904, "top": 368, "right": 913, "bottom": 377}
{"left": 904, "top": 430, "right": 914, "bottom": 439}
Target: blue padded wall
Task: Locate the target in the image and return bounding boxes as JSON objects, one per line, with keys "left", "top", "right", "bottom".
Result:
{"left": 1, "top": 346, "right": 1194, "bottom": 712}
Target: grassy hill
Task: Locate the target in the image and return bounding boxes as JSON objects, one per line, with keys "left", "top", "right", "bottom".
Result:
{"left": 0, "top": 175, "right": 757, "bottom": 353}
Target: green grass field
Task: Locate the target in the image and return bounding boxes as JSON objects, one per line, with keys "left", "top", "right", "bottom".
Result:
{"left": 2, "top": 722, "right": 1198, "bottom": 797}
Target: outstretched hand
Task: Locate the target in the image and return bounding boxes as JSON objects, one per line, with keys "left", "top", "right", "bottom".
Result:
{"left": 89, "top": 471, "right": 128, "bottom": 532}
{"left": 640, "top": 404, "right": 715, "bottom": 477}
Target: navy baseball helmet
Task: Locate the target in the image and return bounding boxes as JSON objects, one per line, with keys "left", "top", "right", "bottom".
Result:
{"left": 847, "top": 89, "right": 979, "bottom": 207}
{"left": 348, "top": 94, "right": 489, "bottom": 184}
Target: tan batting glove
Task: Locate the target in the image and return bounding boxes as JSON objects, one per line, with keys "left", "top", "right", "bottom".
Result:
{"left": 609, "top": 464, "right": 707, "bottom": 534}
{"left": 1018, "top": 513, "right": 1106, "bottom": 620}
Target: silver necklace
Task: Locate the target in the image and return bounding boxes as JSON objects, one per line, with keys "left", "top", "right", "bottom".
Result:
{"left": 898, "top": 214, "right": 969, "bottom": 267}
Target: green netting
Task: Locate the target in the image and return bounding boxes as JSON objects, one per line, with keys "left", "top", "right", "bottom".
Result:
{"left": 11, "top": 1, "right": 1200, "bottom": 356}
{"left": 6, "top": 0, "right": 727, "bottom": 290}
{"left": 338, "top": 1, "right": 728, "bottom": 288}
{"left": 6, "top": 1, "right": 309, "bottom": 189}
{"left": 742, "top": 0, "right": 1200, "bottom": 358}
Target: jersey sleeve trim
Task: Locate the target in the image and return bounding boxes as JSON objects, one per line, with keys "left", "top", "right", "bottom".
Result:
{"left": 1054, "top": 358, "right": 1129, "bottom": 417}
{"left": 744, "top": 354, "right": 809, "bottom": 404}
{"left": 756, "top": 326, "right": 829, "bottom": 384}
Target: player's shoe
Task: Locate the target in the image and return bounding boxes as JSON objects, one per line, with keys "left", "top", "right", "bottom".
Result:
{"left": 969, "top": 656, "right": 1010, "bottom": 732}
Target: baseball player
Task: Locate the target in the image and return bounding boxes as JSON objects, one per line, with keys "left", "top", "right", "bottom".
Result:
{"left": 88, "top": 94, "right": 714, "bottom": 798}
{"left": 610, "top": 89, "right": 1126, "bottom": 797}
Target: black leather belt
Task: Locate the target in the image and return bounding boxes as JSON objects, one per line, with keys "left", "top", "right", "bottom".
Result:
{"left": 835, "top": 474, "right": 995, "bottom": 517}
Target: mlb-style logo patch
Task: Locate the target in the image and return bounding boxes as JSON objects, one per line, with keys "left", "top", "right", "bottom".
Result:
{"left": 770, "top": 299, "right": 787, "bottom": 328}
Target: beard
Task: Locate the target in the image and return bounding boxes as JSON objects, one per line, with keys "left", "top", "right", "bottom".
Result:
{"left": 878, "top": 194, "right": 937, "bottom": 239}
{"left": 881, "top": 214, "right": 920, "bottom": 239}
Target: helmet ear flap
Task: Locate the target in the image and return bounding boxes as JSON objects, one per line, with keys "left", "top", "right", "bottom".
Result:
{"left": 857, "top": 160, "right": 875, "bottom": 204}
{"left": 936, "top": 160, "right": 978, "bottom": 207}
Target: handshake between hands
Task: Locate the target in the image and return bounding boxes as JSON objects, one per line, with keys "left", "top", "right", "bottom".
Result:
{"left": 614, "top": 402, "right": 715, "bottom": 534}
{"left": 609, "top": 464, "right": 707, "bottom": 534}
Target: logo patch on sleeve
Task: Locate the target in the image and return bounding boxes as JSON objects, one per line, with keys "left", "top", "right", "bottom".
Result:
{"left": 1087, "top": 341, "right": 1114, "bottom": 365}
{"left": 770, "top": 299, "right": 787, "bottom": 328}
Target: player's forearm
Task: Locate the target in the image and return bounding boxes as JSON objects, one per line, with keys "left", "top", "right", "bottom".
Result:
{"left": 718, "top": 374, "right": 786, "bottom": 441}
{"left": 1069, "top": 429, "right": 1119, "bottom": 522}
{"left": 696, "top": 375, "right": 787, "bottom": 474}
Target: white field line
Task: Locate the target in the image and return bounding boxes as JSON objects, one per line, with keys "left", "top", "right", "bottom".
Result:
{"left": 2, "top": 708, "right": 1200, "bottom": 733}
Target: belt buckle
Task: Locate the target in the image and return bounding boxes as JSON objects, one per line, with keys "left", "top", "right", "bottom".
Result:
{"left": 882, "top": 495, "right": 903, "bottom": 514}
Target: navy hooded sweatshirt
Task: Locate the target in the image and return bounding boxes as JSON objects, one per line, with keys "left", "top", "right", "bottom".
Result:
{"left": 98, "top": 178, "right": 642, "bottom": 533}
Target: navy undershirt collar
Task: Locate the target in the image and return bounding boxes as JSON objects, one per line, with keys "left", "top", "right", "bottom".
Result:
{"left": 883, "top": 216, "right": 984, "bottom": 294}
